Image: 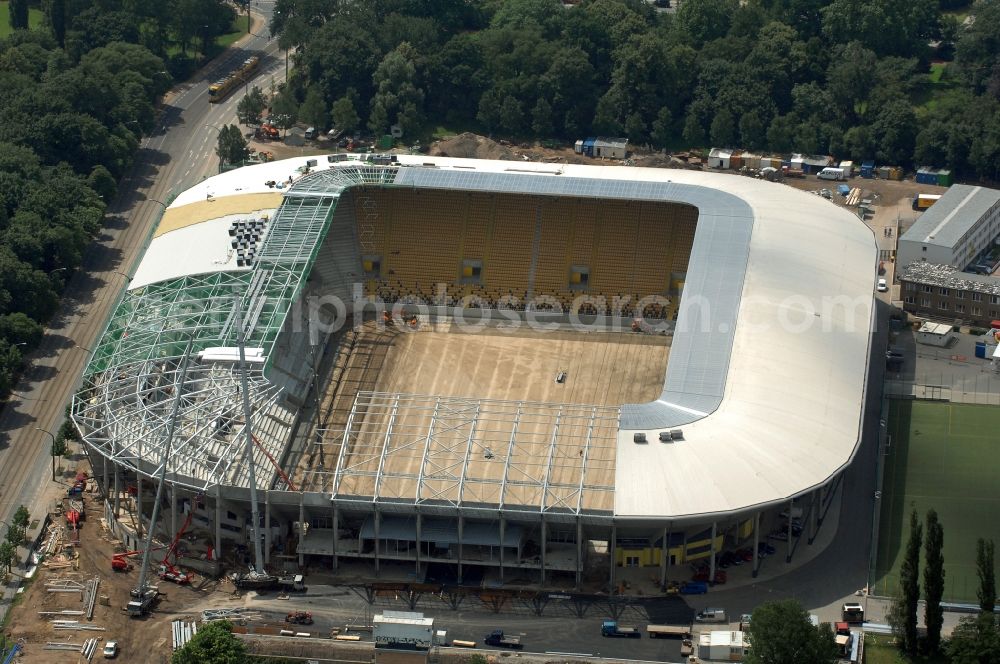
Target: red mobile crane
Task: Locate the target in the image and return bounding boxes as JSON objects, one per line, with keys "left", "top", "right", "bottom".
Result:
{"left": 157, "top": 509, "right": 195, "bottom": 585}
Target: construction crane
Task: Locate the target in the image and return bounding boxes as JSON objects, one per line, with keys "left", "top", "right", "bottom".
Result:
{"left": 157, "top": 508, "right": 194, "bottom": 585}
{"left": 229, "top": 298, "right": 280, "bottom": 591}
{"left": 128, "top": 346, "right": 192, "bottom": 617}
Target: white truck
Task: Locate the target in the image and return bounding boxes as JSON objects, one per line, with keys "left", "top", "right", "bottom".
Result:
{"left": 818, "top": 167, "right": 846, "bottom": 181}
{"left": 374, "top": 611, "right": 435, "bottom": 650}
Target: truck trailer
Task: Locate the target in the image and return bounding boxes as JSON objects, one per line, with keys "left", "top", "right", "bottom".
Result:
{"left": 374, "top": 611, "right": 435, "bottom": 650}
{"left": 646, "top": 624, "right": 691, "bottom": 639}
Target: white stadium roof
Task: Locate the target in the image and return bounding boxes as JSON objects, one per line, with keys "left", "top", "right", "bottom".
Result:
{"left": 77, "top": 153, "right": 876, "bottom": 524}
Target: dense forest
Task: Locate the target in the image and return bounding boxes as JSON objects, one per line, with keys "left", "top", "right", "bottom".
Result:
{"left": 0, "top": 0, "right": 241, "bottom": 397}
{"left": 270, "top": 0, "right": 1000, "bottom": 179}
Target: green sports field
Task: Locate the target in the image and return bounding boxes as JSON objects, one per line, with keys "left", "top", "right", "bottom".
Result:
{"left": 873, "top": 400, "right": 1000, "bottom": 602}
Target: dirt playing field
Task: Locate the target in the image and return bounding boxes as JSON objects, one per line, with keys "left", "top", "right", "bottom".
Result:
{"left": 371, "top": 322, "right": 670, "bottom": 405}
{"left": 319, "top": 320, "right": 670, "bottom": 511}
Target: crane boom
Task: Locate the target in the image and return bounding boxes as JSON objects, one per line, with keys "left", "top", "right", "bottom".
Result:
{"left": 234, "top": 298, "right": 265, "bottom": 575}
{"left": 129, "top": 344, "right": 192, "bottom": 615}
{"left": 251, "top": 433, "right": 296, "bottom": 491}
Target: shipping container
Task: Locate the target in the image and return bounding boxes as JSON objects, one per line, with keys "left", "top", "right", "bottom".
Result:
{"left": 937, "top": 169, "right": 953, "bottom": 186}
{"left": 916, "top": 167, "right": 938, "bottom": 185}
{"left": 860, "top": 160, "right": 875, "bottom": 178}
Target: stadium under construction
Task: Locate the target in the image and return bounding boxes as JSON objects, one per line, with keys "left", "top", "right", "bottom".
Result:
{"left": 72, "top": 154, "right": 877, "bottom": 590}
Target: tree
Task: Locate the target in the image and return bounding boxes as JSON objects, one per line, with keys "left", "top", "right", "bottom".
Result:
{"left": 947, "top": 613, "right": 1000, "bottom": 663}
{"left": 236, "top": 86, "right": 267, "bottom": 127}
{"left": 215, "top": 125, "right": 248, "bottom": 168}
{"left": 979, "top": 539, "right": 996, "bottom": 614}
{"left": 6, "top": 505, "right": 30, "bottom": 547}
{"left": 890, "top": 509, "right": 923, "bottom": 654}
{"left": 924, "top": 509, "right": 944, "bottom": 652}
{"left": 744, "top": 599, "right": 837, "bottom": 664}
{"left": 171, "top": 621, "right": 247, "bottom": 664}
{"left": 710, "top": 108, "right": 737, "bottom": 147}
{"left": 330, "top": 94, "right": 360, "bottom": 134}
{"left": 368, "top": 42, "right": 425, "bottom": 136}
{"left": 498, "top": 95, "right": 524, "bottom": 135}
{"left": 299, "top": 86, "right": 327, "bottom": 131}
{"left": 531, "top": 97, "right": 554, "bottom": 136}
{"left": 269, "top": 89, "right": 297, "bottom": 134}
{"left": 87, "top": 165, "right": 117, "bottom": 204}
{"left": 47, "top": 0, "right": 66, "bottom": 47}
{"left": 8, "top": 0, "right": 28, "bottom": 30}
{"left": 0, "top": 540, "right": 15, "bottom": 575}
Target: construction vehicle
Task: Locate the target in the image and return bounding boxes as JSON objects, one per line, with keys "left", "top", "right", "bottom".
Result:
{"left": 286, "top": 611, "right": 314, "bottom": 625}
{"left": 601, "top": 621, "right": 641, "bottom": 638}
{"left": 483, "top": 630, "right": 522, "bottom": 649}
{"left": 128, "top": 345, "right": 194, "bottom": 618}
{"left": 157, "top": 509, "right": 194, "bottom": 585}
{"left": 254, "top": 124, "right": 279, "bottom": 140}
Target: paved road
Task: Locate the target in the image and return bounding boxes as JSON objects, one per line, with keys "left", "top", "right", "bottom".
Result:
{"left": 0, "top": 7, "right": 285, "bottom": 621}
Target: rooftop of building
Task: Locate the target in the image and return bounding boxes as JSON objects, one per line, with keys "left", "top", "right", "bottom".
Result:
{"left": 899, "top": 262, "right": 1000, "bottom": 296}
{"left": 900, "top": 184, "right": 1000, "bottom": 249}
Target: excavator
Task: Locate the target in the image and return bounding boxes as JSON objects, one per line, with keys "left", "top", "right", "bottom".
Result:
{"left": 112, "top": 544, "right": 167, "bottom": 572}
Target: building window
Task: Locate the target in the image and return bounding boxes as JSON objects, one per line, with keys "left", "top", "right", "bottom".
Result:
{"left": 972, "top": 307, "right": 982, "bottom": 316}
{"left": 905, "top": 282, "right": 916, "bottom": 291}
{"left": 921, "top": 298, "right": 932, "bottom": 307}
{"left": 973, "top": 292, "right": 983, "bottom": 302}
{"left": 940, "top": 288, "right": 950, "bottom": 296}
{"left": 905, "top": 296, "right": 915, "bottom": 304}
{"left": 956, "top": 304, "right": 965, "bottom": 313}
{"left": 922, "top": 285, "right": 933, "bottom": 293}
{"left": 955, "top": 290, "right": 965, "bottom": 299}
{"left": 992, "top": 296, "right": 1000, "bottom": 305}
{"left": 939, "top": 301, "right": 949, "bottom": 311}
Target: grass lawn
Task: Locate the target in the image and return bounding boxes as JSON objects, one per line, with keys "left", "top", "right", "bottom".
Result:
{"left": 874, "top": 401, "right": 1000, "bottom": 602}
{"left": 164, "top": 15, "right": 252, "bottom": 60}
{"left": 0, "top": 1, "right": 45, "bottom": 38}
{"left": 864, "top": 634, "right": 950, "bottom": 664}
{"left": 914, "top": 62, "right": 965, "bottom": 112}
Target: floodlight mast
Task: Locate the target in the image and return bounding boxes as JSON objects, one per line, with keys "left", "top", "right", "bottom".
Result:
{"left": 234, "top": 297, "right": 265, "bottom": 575}
{"left": 132, "top": 343, "right": 192, "bottom": 612}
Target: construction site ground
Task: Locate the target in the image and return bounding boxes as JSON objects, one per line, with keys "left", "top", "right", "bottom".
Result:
{"left": 2, "top": 457, "right": 226, "bottom": 664}
{"left": 250, "top": 130, "right": 945, "bottom": 210}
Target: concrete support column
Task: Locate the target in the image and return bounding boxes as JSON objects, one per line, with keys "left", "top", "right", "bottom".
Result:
{"left": 752, "top": 512, "right": 761, "bottom": 578}
{"left": 499, "top": 516, "right": 506, "bottom": 583}
{"left": 660, "top": 526, "right": 669, "bottom": 589}
{"left": 708, "top": 522, "right": 717, "bottom": 584}
{"left": 373, "top": 509, "right": 381, "bottom": 576}
{"left": 415, "top": 512, "right": 422, "bottom": 575}
{"left": 575, "top": 519, "right": 583, "bottom": 590}
{"left": 540, "top": 517, "right": 547, "bottom": 586}
{"left": 786, "top": 499, "right": 794, "bottom": 563}
{"left": 113, "top": 469, "right": 120, "bottom": 518}
{"left": 214, "top": 486, "right": 222, "bottom": 565}
{"left": 136, "top": 474, "right": 143, "bottom": 539}
{"left": 332, "top": 504, "right": 339, "bottom": 571}
{"left": 298, "top": 498, "right": 305, "bottom": 567}
{"left": 264, "top": 490, "right": 272, "bottom": 565}
{"left": 609, "top": 524, "right": 616, "bottom": 591}
{"left": 170, "top": 490, "right": 178, "bottom": 544}
{"left": 457, "top": 515, "right": 464, "bottom": 583}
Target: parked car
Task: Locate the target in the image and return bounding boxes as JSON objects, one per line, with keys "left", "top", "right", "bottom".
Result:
{"left": 103, "top": 641, "right": 119, "bottom": 659}
{"left": 877, "top": 278, "right": 888, "bottom": 292}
